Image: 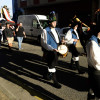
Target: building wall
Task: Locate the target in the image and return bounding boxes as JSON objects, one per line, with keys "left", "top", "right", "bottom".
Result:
{"left": 35, "top": 0, "right": 79, "bottom": 5}
{"left": 26, "top": 0, "right": 80, "bottom": 6}
{"left": 17, "top": 0, "right": 93, "bottom": 27}
{"left": 18, "top": 0, "right": 80, "bottom": 7}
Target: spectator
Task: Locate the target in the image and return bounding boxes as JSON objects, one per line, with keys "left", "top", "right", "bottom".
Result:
{"left": 0, "top": 25, "right": 2, "bottom": 47}
{"left": 5, "top": 23, "right": 15, "bottom": 50}
{"left": 2, "top": 25, "right": 6, "bottom": 43}
{"left": 16, "top": 22, "right": 26, "bottom": 50}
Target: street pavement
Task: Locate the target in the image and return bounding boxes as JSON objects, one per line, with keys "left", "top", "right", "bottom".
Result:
{"left": 0, "top": 39, "right": 88, "bottom": 100}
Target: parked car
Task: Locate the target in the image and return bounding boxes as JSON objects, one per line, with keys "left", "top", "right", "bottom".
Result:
{"left": 59, "top": 27, "right": 70, "bottom": 39}
{"left": 59, "top": 26, "right": 88, "bottom": 39}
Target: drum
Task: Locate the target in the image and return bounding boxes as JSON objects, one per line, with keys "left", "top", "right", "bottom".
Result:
{"left": 58, "top": 45, "right": 68, "bottom": 58}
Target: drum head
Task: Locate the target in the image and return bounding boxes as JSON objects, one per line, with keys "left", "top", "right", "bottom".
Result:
{"left": 58, "top": 45, "right": 68, "bottom": 55}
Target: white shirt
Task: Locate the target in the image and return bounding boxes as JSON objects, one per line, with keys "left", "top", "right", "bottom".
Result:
{"left": 86, "top": 40, "right": 100, "bottom": 70}
{"left": 51, "top": 28, "right": 59, "bottom": 43}
{"left": 65, "top": 29, "right": 79, "bottom": 44}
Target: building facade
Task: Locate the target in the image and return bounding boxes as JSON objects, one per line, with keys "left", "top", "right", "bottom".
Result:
{"left": 17, "top": 0, "right": 100, "bottom": 27}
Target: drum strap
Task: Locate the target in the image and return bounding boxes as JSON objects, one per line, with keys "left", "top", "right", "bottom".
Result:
{"left": 72, "top": 31, "right": 78, "bottom": 39}
{"left": 48, "top": 31, "right": 57, "bottom": 43}
{"left": 55, "top": 29, "right": 61, "bottom": 42}
{"left": 48, "top": 30, "right": 60, "bottom": 47}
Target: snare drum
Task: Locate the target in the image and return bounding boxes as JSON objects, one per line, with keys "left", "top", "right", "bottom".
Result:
{"left": 58, "top": 45, "right": 68, "bottom": 58}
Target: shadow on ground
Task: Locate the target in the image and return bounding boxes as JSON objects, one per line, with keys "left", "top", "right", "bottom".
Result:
{"left": 0, "top": 44, "right": 88, "bottom": 100}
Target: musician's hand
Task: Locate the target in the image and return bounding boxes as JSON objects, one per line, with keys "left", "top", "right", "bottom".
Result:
{"left": 74, "top": 39, "right": 78, "bottom": 42}
{"left": 54, "top": 49, "right": 59, "bottom": 52}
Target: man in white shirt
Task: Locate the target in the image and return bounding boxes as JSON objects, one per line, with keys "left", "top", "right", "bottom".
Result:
{"left": 63, "top": 22, "right": 84, "bottom": 74}
{"left": 41, "top": 11, "right": 61, "bottom": 89}
{"left": 86, "top": 28, "right": 100, "bottom": 100}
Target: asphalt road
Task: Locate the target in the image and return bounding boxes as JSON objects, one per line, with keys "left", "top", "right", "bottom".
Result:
{"left": 0, "top": 39, "right": 88, "bottom": 100}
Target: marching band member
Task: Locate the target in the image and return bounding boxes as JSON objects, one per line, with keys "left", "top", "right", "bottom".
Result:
{"left": 41, "top": 11, "right": 61, "bottom": 89}
{"left": 86, "top": 28, "right": 100, "bottom": 100}
{"left": 63, "top": 22, "right": 85, "bottom": 74}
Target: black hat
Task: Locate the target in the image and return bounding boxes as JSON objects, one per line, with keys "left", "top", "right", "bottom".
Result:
{"left": 48, "top": 11, "right": 57, "bottom": 22}
{"left": 71, "top": 22, "right": 78, "bottom": 28}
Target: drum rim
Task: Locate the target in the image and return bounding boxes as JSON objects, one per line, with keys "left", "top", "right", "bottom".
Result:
{"left": 58, "top": 45, "right": 68, "bottom": 55}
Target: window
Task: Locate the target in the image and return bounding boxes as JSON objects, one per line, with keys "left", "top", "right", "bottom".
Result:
{"left": 33, "top": 20, "right": 38, "bottom": 28}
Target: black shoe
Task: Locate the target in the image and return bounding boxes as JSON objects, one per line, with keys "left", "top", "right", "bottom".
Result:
{"left": 53, "top": 83, "right": 62, "bottom": 89}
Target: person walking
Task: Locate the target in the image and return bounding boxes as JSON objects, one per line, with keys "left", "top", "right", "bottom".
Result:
{"left": 4, "top": 23, "right": 15, "bottom": 50}
{"left": 86, "top": 28, "right": 100, "bottom": 100}
{"left": 16, "top": 22, "right": 26, "bottom": 50}
{"left": 41, "top": 11, "right": 61, "bottom": 89}
{"left": 62, "top": 22, "right": 85, "bottom": 74}
{"left": 2, "top": 25, "right": 6, "bottom": 43}
{"left": 0, "top": 25, "right": 6, "bottom": 47}
{"left": 0, "top": 25, "right": 2, "bottom": 47}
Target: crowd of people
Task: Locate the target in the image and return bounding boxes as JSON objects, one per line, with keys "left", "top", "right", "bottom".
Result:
{"left": 0, "top": 9, "right": 100, "bottom": 100}
{"left": 0, "top": 22, "right": 26, "bottom": 50}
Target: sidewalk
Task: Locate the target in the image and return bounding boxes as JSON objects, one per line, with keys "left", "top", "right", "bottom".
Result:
{"left": 0, "top": 77, "right": 38, "bottom": 100}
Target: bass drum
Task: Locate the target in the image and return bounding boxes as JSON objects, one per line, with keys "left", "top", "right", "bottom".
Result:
{"left": 58, "top": 45, "right": 68, "bottom": 58}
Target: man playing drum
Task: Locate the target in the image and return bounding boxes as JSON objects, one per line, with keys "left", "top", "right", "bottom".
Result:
{"left": 41, "top": 11, "right": 61, "bottom": 88}
{"left": 62, "top": 22, "right": 85, "bottom": 74}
